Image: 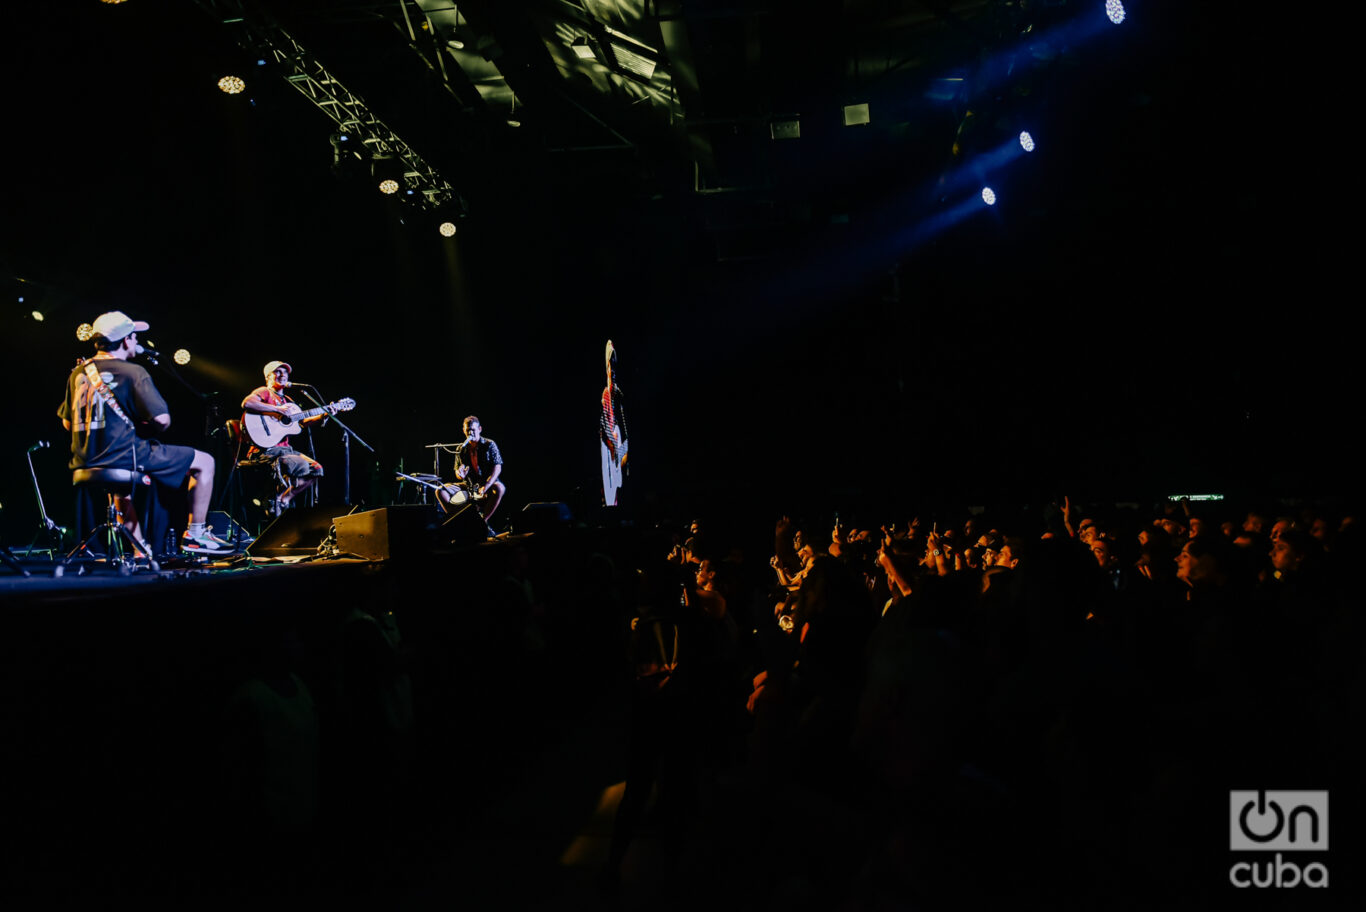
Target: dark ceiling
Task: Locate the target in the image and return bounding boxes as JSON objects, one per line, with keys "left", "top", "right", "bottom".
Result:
{"left": 1, "top": 1, "right": 1355, "bottom": 533}
{"left": 209, "top": 0, "right": 1117, "bottom": 256}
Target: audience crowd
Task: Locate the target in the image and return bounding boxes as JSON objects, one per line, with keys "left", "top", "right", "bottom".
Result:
{"left": 609, "top": 497, "right": 1362, "bottom": 906}
{"left": 21, "top": 495, "right": 1355, "bottom": 905}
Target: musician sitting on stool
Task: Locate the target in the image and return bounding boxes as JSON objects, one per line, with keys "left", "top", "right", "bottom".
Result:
{"left": 59, "top": 310, "right": 232, "bottom": 555}
{"left": 438, "top": 415, "right": 505, "bottom": 531}
{"left": 241, "top": 361, "right": 325, "bottom": 514}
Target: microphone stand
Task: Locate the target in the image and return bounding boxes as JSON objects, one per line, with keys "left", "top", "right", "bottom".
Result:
{"left": 140, "top": 351, "right": 209, "bottom": 400}
{"left": 295, "top": 385, "right": 374, "bottom": 506}
{"left": 25, "top": 446, "right": 67, "bottom": 558}
{"left": 139, "top": 352, "right": 221, "bottom": 536}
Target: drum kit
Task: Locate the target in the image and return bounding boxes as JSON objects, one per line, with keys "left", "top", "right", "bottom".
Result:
{"left": 394, "top": 441, "right": 479, "bottom": 511}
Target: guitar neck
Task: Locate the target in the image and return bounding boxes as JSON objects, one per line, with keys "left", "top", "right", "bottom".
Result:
{"left": 292, "top": 403, "right": 335, "bottom": 421}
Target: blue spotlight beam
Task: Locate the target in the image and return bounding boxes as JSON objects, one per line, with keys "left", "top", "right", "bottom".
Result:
{"left": 930, "top": 5, "right": 1130, "bottom": 106}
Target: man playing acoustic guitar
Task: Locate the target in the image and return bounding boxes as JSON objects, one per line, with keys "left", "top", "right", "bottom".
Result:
{"left": 241, "top": 360, "right": 328, "bottom": 514}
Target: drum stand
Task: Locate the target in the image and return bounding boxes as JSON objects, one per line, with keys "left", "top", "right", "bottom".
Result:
{"left": 2, "top": 546, "right": 28, "bottom": 577}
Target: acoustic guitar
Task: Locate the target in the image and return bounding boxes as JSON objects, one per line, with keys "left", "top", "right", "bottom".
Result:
{"left": 244, "top": 398, "right": 355, "bottom": 448}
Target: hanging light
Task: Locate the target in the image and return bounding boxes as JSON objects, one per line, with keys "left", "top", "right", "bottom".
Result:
{"left": 218, "top": 75, "right": 246, "bottom": 94}
{"left": 372, "top": 154, "right": 403, "bottom": 194}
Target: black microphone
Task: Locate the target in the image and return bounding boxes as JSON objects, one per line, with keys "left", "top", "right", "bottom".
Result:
{"left": 28, "top": 440, "right": 50, "bottom": 452}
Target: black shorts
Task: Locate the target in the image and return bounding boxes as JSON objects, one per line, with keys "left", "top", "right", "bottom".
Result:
{"left": 138, "top": 440, "right": 197, "bottom": 487}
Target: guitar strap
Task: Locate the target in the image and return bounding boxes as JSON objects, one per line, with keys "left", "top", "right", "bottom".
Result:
{"left": 79, "top": 358, "right": 136, "bottom": 429}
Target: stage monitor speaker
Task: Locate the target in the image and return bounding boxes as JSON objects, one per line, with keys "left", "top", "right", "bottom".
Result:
{"left": 441, "top": 503, "right": 491, "bottom": 545}
{"left": 514, "top": 501, "right": 573, "bottom": 535}
{"left": 247, "top": 505, "right": 340, "bottom": 558}
{"left": 335, "top": 505, "right": 448, "bottom": 560}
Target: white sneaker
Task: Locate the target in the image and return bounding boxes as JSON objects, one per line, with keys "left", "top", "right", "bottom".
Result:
{"left": 182, "top": 529, "right": 235, "bottom": 555}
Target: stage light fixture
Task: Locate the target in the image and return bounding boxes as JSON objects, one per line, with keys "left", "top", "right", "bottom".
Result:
{"left": 372, "top": 154, "right": 403, "bottom": 194}
{"left": 608, "top": 38, "right": 657, "bottom": 78}
{"left": 173, "top": 349, "right": 191, "bottom": 365}
{"left": 76, "top": 323, "right": 94, "bottom": 341}
{"left": 31, "top": 311, "right": 44, "bottom": 322}
{"left": 448, "top": 37, "right": 465, "bottom": 50}
{"left": 330, "top": 133, "right": 365, "bottom": 181}
{"left": 439, "top": 221, "right": 457, "bottom": 237}
{"left": 100, "top": 0, "right": 127, "bottom": 4}
{"left": 1019, "top": 131, "right": 1035, "bottom": 152}
{"left": 1105, "top": 0, "right": 1126, "bottom": 24}
{"left": 218, "top": 75, "right": 246, "bottom": 94}
{"left": 843, "top": 103, "right": 871, "bottom": 127}
{"left": 982, "top": 187, "right": 997, "bottom": 205}
{"left": 771, "top": 117, "right": 801, "bottom": 140}
{"left": 571, "top": 36, "right": 596, "bottom": 60}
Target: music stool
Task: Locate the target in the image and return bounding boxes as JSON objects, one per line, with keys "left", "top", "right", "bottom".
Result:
{"left": 64, "top": 467, "right": 160, "bottom": 573}
{"left": 226, "top": 423, "right": 289, "bottom": 527}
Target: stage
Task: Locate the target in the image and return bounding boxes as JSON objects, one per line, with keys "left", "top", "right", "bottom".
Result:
{"left": 1, "top": 518, "right": 654, "bottom": 903}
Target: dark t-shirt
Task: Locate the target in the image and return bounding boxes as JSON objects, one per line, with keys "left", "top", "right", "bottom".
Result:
{"left": 57, "top": 358, "right": 168, "bottom": 470}
{"left": 458, "top": 438, "right": 503, "bottom": 485}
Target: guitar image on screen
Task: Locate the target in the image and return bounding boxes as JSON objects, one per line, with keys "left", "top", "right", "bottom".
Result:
{"left": 244, "top": 398, "right": 355, "bottom": 448}
{"left": 600, "top": 340, "right": 627, "bottom": 506}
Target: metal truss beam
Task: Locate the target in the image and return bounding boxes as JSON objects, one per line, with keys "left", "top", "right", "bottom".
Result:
{"left": 193, "top": 0, "right": 461, "bottom": 213}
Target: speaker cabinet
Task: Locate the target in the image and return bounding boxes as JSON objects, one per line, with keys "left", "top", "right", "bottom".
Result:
{"left": 513, "top": 501, "right": 572, "bottom": 534}
{"left": 246, "top": 505, "right": 340, "bottom": 557}
{"left": 441, "top": 503, "right": 491, "bottom": 545}
{"left": 335, "top": 505, "right": 449, "bottom": 560}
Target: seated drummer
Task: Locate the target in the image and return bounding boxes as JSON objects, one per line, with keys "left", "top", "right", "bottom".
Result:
{"left": 438, "top": 415, "right": 505, "bottom": 531}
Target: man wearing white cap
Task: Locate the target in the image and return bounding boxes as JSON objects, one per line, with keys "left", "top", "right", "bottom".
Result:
{"left": 240, "top": 360, "right": 325, "bottom": 513}
{"left": 58, "top": 311, "right": 232, "bottom": 555}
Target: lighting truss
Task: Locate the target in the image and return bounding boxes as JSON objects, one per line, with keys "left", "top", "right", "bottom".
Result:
{"left": 192, "top": 0, "right": 461, "bottom": 213}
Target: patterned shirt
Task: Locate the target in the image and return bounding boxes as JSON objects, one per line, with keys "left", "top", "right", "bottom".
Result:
{"left": 458, "top": 438, "right": 503, "bottom": 485}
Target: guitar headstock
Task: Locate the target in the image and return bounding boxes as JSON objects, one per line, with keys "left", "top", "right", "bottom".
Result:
{"left": 332, "top": 397, "right": 357, "bottom": 413}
